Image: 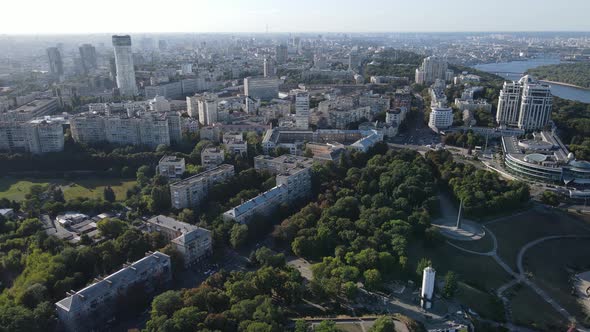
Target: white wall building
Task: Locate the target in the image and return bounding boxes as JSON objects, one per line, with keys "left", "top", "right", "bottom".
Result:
{"left": 244, "top": 76, "right": 279, "bottom": 101}
{"left": 158, "top": 156, "right": 186, "bottom": 180}
{"left": 197, "top": 93, "right": 218, "bottom": 126}
{"left": 428, "top": 104, "right": 454, "bottom": 132}
{"left": 169, "top": 164, "right": 234, "bottom": 209}
{"left": 415, "top": 56, "right": 448, "bottom": 85}
{"left": 146, "top": 216, "right": 211, "bottom": 268}
{"left": 201, "top": 147, "right": 225, "bottom": 170}
{"left": 497, "top": 75, "right": 553, "bottom": 131}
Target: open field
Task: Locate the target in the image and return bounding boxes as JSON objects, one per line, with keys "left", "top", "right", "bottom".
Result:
{"left": 456, "top": 282, "right": 505, "bottom": 322}
{"left": 524, "top": 238, "right": 590, "bottom": 325}
{"left": 0, "top": 177, "right": 137, "bottom": 202}
{"left": 487, "top": 208, "right": 590, "bottom": 271}
{"left": 508, "top": 285, "right": 568, "bottom": 331}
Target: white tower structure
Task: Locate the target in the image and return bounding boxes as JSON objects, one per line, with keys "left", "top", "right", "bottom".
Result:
{"left": 421, "top": 266, "right": 436, "bottom": 309}
{"left": 112, "top": 35, "right": 138, "bottom": 96}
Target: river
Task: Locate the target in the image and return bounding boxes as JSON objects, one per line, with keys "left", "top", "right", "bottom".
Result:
{"left": 473, "top": 57, "right": 590, "bottom": 103}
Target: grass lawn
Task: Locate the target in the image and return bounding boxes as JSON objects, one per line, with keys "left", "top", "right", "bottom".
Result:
{"left": 524, "top": 238, "right": 590, "bottom": 324}
{"left": 408, "top": 242, "right": 512, "bottom": 291}
{"left": 487, "top": 208, "right": 590, "bottom": 271}
{"left": 508, "top": 284, "right": 568, "bottom": 331}
{"left": 0, "top": 177, "right": 136, "bottom": 202}
{"left": 456, "top": 282, "right": 505, "bottom": 322}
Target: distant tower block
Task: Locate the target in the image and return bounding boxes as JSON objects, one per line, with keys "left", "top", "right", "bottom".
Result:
{"left": 421, "top": 266, "right": 436, "bottom": 309}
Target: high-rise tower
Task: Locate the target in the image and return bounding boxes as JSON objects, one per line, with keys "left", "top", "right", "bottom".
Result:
{"left": 112, "top": 35, "right": 138, "bottom": 96}
{"left": 47, "top": 47, "right": 64, "bottom": 79}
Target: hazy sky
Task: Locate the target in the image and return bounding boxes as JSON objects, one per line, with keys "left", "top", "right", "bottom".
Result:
{"left": 2, "top": 0, "right": 589, "bottom": 34}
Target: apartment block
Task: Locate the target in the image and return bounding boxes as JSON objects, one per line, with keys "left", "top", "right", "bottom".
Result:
{"left": 158, "top": 156, "right": 186, "bottom": 179}
{"left": 169, "top": 164, "right": 234, "bottom": 209}
{"left": 55, "top": 252, "right": 171, "bottom": 332}
{"left": 201, "top": 147, "right": 225, "bottom": 169}
{"left": 145, "top": 216, "right": 212, "bottom": 268}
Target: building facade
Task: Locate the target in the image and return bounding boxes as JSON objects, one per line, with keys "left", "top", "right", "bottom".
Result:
{"left": 244, "top": 77, "right": 279, "bottom": 101}
{"left": 169, "top": 164, "right": 234, "bottom": 209}
{"left": 55, "top": 252, "right": 171, "bottom": 332}
{"left": 112, "top": 35, "right": 138, "bottom": 96}
{"left": 158, "top": 156, "right": 186, "bottom": 180}
{"left": 145, "top": 216, "right": 212, "bottom": 268}
{"left": 496, "top": 75, "right": 552, "bottom": 131}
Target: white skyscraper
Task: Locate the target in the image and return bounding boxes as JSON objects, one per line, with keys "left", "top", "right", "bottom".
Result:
{"left": 496, "top": 75, "right": 552, "bottom": 131}
{"left": 112, "top": 35, "right": 138, "bottom": 96}
{"left": 294, "top": 90, "right": 310, "bottom": 129}
{"left": 421, "top": 266, "right": 436, "bottom": 309}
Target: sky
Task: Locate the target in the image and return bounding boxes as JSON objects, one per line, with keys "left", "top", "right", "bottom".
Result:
{"left": 2, "top": 0, "right": 589, "bottom": 34}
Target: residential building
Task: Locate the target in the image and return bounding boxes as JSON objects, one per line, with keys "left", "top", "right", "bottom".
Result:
{"left": 146, "top": 216, "right": 212, "bottom": 268}
{"left": 224, "top": 155, "right": 313, "bottom": 224}
{"left": 186, "top": 95, "right": 199, "bottom": 118}
{"left": 223, "top": 132, "right": 248, "bottom": 155}
{"left": 244, "top": 77, "right": 279, "bottom": 101}
{"left": 386, "top": 107, "right": 408, "bottom": 126}
{"left": 158, "top": 156, "right": 186, "bottom": 180}
{"left": 263, "top": 57, "right": 275, "bottom": 77}
{"left": 415, "top": 56, "right": 448, "bottom": 85}
{"left": 201, "top": 147, "right": 225, "bottom": 169}
{"left": 428, "top": 104, "right": 454, "bottom": 132}
{"left": 294, "top": 90, "right": 310, "bottom": 129}
{"left": 55, "top": 252, "right": 171, "bottom": 332}
{"left": 197, "top": 93, "right": 218, "bottom": 126}
{"left": 169, "top": 164, "right": 234, "bottom": 209}
{"left": 70, "top": 111, "right": 181, "bottom": 148}
{"left": 328, "top": 106, "right": 371, "bottom": 129}
{"left": 0, "top": 119, "right": 64, "bottom": 154}
{"left": 496, "top": 75, "right": 553, "bottom": 131}
{"left": 276, "top": 44, "right": 288, "bottom": 64}
{"left": 47, "top": 47, "right": 64, "bottom": 79}
{"left": 112, "top": 35, "right": 138, "bottom": 96}
{"left": 79, "top": 44, "right": 97, "bottom": 74}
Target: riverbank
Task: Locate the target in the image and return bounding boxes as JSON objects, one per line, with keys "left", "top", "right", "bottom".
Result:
{"left": 540, "top": 80, "right": 590, "bottom": 91}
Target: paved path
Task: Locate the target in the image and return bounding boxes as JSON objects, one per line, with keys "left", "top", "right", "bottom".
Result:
{"left": 449, "top": 228, "right": 590, "bottom": 330}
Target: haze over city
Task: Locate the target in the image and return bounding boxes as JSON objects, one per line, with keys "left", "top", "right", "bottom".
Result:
{"left": 2, "top": 0, "right": 590, "bottom": 34}
{"left": 1, "top": 2, "right": 590, "bottom": 332}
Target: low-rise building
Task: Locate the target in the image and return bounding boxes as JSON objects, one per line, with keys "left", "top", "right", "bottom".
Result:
{"left": 158, "top": 156, "right": 186, "bottom": 179}
{"left": 55, "top": 252, "right": 171, "bottom": 332}
{"left": 328, "top": 106, "right": 371, "bottom": 129}
{"left": 224, "top": 155, "right": 313, "bottom": 224}
{"left": 223, "top": 132, "right": 248, "bottom": 155}
{"left": 146, "top": 216, "right": 212, "bottom": 268}
{"left": 169, "top": 164, "right": 234, "bottom": 209}
{"left": 201, "top": 147, "right": 225, "bottom": 169}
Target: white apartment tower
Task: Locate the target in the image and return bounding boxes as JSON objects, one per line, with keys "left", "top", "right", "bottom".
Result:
{"left": 421, "top": 266, "right": 436, "bottom": 309}
{"left": 294, "top": 90, "right": 310, "bottom": 129}
{"left": 112, "top": 35, "right": 138, "bottom": 96}
{"left": 197, "top": 93, "right": 218, "bottom": 126}
{"left": 186, "top": 95, "right": 199, "bottom": 118}
{"left": 428, "top": 104, "right": 453, "bottom": 132}
{"left": 415, "top": 56, "right": 448, "bottom": 85}
{"left": 496, "top": 75, "right": 553, "bottom": 131}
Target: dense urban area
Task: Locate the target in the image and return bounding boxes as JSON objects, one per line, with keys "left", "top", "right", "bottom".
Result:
{"left": 0, "top": 31, "right": 590, "bottom": 332}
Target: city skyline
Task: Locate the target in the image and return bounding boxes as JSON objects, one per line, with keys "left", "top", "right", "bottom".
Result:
{"left": 1, "top": 0, "right": 589, "bottom": 34}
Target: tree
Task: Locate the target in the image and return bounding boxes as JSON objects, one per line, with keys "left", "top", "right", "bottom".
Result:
{"left": 230, "top": 224, "right": 248, "bottom": 248}
{"left": 151, "top": 290, "right": 183, "bottom": 318}
{"left": 443, "top": 271, "right": 458, "bottom": 298}
{"left": 150, "top": 186, "right": 171, "bottom": 213}
{"left": 103, "top": 186, "right": 116, "bottom": 203}
{"left": 363, "top": 269, "right": 382, "bottom": 290}
{"left": 315, "top": 320, "right": 341, "bottom": 332}
{"left": 97, "top": 218, "right": 127, "bottom": 238}
{"left": 368, "top": 316, "right": 396, "bottom": 332}
{"left": 178, "top": 208, "right": 195, "bottom": 224}
{"left": 540, "top": 190, "right": 560, "bottom": 207}
{"left": 416, "top": 258, "right": 432, "bottom": 278}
